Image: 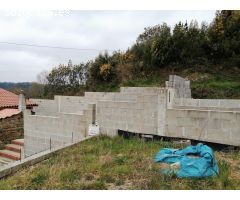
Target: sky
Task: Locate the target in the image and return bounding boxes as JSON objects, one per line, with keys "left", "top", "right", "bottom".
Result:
{"left": 0, "top": 10, "right": 216, "bottom": 82}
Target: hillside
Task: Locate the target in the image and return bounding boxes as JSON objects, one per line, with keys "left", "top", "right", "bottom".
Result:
{"left": 0, "top": 136, "right": 240, "bottom": 190}
{"left": 42, "top": 11, "right": 240, "bottom": 100}
{"left": 0, "top": 82, "right": 31, "bottom": 91}
{"left": 92, "top": 66, "right": 240, "bottom": 99}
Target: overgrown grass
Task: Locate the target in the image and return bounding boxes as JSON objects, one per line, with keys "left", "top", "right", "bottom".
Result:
{"left": 90, "top": 66, "right": 240, "bottom": 99}
{"left": 120, "top": 67, "right": 240, "bottom": 99}
{"left": 0, "top": 135, "right": 240, "bottom": 190}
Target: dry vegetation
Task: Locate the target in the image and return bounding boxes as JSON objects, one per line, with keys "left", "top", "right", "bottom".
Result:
{"left": 0, "top": 135, "right": 240, "bottom": 190}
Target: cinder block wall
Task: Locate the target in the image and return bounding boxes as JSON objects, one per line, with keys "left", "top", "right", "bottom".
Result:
{"left": 166, "top": 75, "right": 191, "bottom": 98}
{"left": 24, "top": 104, "right": 95, "bottom": 157}
{"left": 32, "top": 99, "right": 59, "bottom": 116}
{"left": 165, "top": 109, "right": 240, "bottom": 146}
{"left": 25, "top": 74, "right": 240, "bottom": 154}
{"left": 173, "top": 98, "right": 240, "bottom": 111}
{"left": 97, "top": 88, "right": 168, "bottom": 136}
{"left": 165, "top": 84, "right": 240, "bottom": 145}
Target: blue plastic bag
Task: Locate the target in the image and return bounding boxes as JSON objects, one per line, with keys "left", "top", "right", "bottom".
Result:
{"left": 154, "top": 143, "right": 219, "bottom": 178}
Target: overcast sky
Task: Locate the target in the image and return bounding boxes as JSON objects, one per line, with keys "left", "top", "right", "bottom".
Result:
{"left": 0, "top": 10, "right": 216, "bottom": 82}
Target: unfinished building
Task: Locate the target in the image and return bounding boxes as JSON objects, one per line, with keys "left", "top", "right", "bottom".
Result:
{"left": 23, "top": 75, "right": 240, "bottom": 157}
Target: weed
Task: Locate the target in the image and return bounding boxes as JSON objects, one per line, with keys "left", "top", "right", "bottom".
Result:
{"left": 59, "top": 169, "right": 80, "bottom": 182}
{"left": 115, "top": 179, "right": 124, "bottom": 186}
{"left": 31, "top": 168, "right": 49, "bottom": 186}
{"left": 80, "top": 180, "right": 107, "bottom": 190}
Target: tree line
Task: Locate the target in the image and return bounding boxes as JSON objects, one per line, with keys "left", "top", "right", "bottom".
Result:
{"left": 25, "top": 10, "right": 240, "bottom": 98}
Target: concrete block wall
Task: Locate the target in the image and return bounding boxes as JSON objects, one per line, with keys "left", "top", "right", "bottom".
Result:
{"left": 97, "top": 88, "right": 168, "bottom": 137}
{"left": 165, "top": 109, "right": 240, "bottom": 146}
{"left": 166, "top": 75, "right": 191, "bottom": 98}
{"left": 56, "top": 96, "right": 88, "bottom": 114}
{"left": 164, "top": 80, "right": 240, "bottom": 146}
{"left": 25, "top": 93, "right": 114, "bottom": 157}
{"left": 32, "top": 99, "right": 59, "bottom": 116}
{"left": 120, "top": 87, "right": 166, "bottom": 94}
{"left": 24, "top": 104, "right": 95, "bottom": 157}
{"left": 173, "top": 98, "right": 240, "bottom": 111}
{"left": 24, "top": 74, "right": 240, "bottom": 156}
{"left": 84, "top": 92, "right": 114, "bottom": 101}
{"left": 32, "top": 94, "right": 104, "bottom": 115}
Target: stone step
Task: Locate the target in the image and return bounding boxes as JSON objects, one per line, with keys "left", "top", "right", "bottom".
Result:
{"left": 5, "top": 144, "right": 22, "bottom": 153}
{"left": 11, "top": 139, "right": 24, "bottom": 146}
{"left": 0, "top": 150, "right": 20, "bottom": 160}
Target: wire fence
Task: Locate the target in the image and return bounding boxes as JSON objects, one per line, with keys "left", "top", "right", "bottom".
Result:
{"left": 22, "top": 131, "right": 77, "bottom": 160}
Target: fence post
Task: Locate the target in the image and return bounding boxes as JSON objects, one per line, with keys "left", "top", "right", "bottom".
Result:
{"left": 20, "top": 148, "right": 21, "bottom": 161}
{"left": 72, "top": 132, "right": 73, "bottom": 143}
{"left": 50, "top": 138, "right": 52, "bottom": 150}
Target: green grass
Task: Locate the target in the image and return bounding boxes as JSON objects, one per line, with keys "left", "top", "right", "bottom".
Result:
{"left": 91, "top": 66, "right": 240, "bottom": 99}
{"left": 120, "top": 67, "right": 240, "bottom": 99}
{"left": 0, "top": 135, "right": 240, "bottom": 190}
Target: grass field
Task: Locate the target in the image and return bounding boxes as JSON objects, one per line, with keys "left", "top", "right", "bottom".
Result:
{"left": 0, "top": 135, "right": 240, "bottom": 190}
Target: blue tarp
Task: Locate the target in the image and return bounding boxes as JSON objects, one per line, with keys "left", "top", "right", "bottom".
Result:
{"left": 154, "top": 143, "right": 219, "bottom": 178}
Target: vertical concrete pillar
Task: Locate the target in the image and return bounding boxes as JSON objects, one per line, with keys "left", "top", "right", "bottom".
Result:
{"left": 18, "top": 90, "right": 26, "bottom": 111}
{"left": 84, "top": 104, "right": 96, "bottom": 137}
{"left": 157, "top": 92, "right": 167, "bottom": 136}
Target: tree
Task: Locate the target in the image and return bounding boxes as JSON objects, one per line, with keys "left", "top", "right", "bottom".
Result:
{"left": 46, "top": 64, "right": 72, "bottom": 96}
{"left": 45, "top": 61, "right": 90, "bottom": 97}
{"left": 149, "top": 23, "right": 172, "bottom": 67}
{"left": 208, "top": 10, "right": 240, "bottom": 66}
{"left": 28, "top": 82, "right": 45, "bottom": 98}
{"left": 37, "top": 70, "right": 49, "bottom": 85}
{"left": 137, "top": 24, "right": 168, "bottom": 44}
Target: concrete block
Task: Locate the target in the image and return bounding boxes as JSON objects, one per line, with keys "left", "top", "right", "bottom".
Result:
{"left": 207, "top": 119, "right": 223, "bottom": 129}
{"left": 210, "top": 111, "right": 236, "bottom": 120}
{"left": 177, "top": 117, "right": 198, "bottom": 127}
{"left": 184, "top": 127, "right": 203, "bottom": 139}
{"left": 165, "top": 125, "right": 183, "bottom": 138}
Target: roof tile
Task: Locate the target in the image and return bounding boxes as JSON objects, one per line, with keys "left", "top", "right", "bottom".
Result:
{"left": 0, "top": 88, "right": 36, "bottom": 109}
{"left": 0, "top": 109, "right": 21, "bottom": 119}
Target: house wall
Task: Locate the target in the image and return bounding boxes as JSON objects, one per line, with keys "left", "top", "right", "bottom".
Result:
{"left": 0, "top": 113, "right": 23, "bottom": 144}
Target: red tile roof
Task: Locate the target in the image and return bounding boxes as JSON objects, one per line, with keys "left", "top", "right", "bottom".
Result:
{"left": 0, "top": 88, "right": 37, "bottom": 109}
{"left": 0, "top": 109, "right": 21, "bottom": 119}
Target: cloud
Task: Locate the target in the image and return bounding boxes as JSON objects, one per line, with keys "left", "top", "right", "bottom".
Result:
{"left": 0, "top": 10, "right": 216, "bottom": 82}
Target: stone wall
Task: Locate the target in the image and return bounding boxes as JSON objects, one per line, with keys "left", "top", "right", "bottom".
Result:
{"left": 0, "top": 113, "right": 23, "bottom": 144}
